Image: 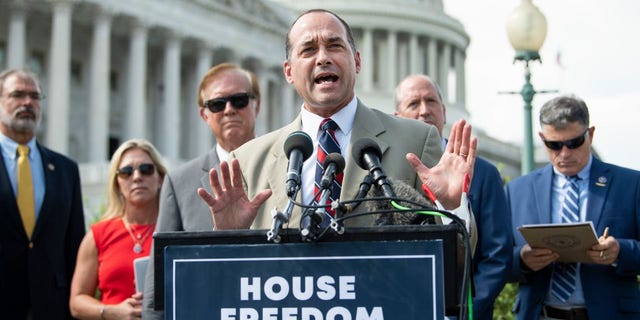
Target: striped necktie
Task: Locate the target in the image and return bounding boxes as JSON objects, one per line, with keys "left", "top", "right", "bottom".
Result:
{"left": 314, "top": 119, "right": 343, "bottom": 217}
{"left": 550, "top": 176, "right": 580, "bottom": 301}
{"left": 17, "top": 145, "right": 36, "bottom": 239}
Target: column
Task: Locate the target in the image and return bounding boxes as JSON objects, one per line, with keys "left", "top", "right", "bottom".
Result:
{"left": 454, "top": 47, "right": 466, "bottom": 107}
{"left": 409, "top": 34, "right": 422, "bottom": 75}
{"left": 88, "top": 9, "right": 112, "bottom": 161}
{"left": 195, "top": 44, "right": 213, "bottom": 154}
{"left": 387, "top": 31, "right": 397, "bottom": 89}
{"left": 46, "top": 0, "right": 73, "bottom": 153}
{"left": 281, "top": 81, "right": 295, "bottom": 125}
{"left": 439, "top": 43, "right": 451, "bottom": 104}
{"left": 7, "top": 3, "right": 27, "bottom": 69}
{"left": 162, "top": 32, "right": 181, "bottom": 160}
{"left": 360, "top": 28, "right": 373, "bottom": 92}
{"left": 256, "top": 67, "right": 270, "bottom": 136}
{"left": 427, "top": 37, "right": 438, "bottom": 78}
{"left": 126, "top": 20, "right": 148, "bottom": 140}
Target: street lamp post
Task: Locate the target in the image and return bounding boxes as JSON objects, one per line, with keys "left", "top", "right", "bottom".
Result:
{"left": 505, "top": 0, "right": 550, "bottom": 174}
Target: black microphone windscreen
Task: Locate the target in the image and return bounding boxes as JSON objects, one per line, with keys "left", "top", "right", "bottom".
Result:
{"left": 323, "top": 152, "right": 346, "bottom": 173}
{"left": 365, "top": 177, "right": 435, "bottom": 225}
{"left": 284, "top": 131, "right": 313, "bottom": 160}
{"left": 351, "top": 138, "right": 382, "bottom": 170}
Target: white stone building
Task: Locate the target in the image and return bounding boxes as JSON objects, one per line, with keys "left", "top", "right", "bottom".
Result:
{"left": 0, "top": 0, "right": 520, "bottom": 221}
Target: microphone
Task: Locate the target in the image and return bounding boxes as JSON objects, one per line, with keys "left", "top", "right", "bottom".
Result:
{"left": 301, "top": 153, "right": 345, "bottom": 241}
{"left": 351, "top": 138, "right": 396, "bottom": 198}
{"left": 319, "top": 152, "right": 346, "bottom": 189}
{"left": 365, "top": 177, "right": 436, "bottom": 225}
{"left": 284, "top": 131, "right": 314, "bottom": 197}
{"left": 267, "top": 131, "right": 313, "bottom": 243}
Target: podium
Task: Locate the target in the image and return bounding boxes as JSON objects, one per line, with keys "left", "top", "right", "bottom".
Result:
{"left": 153, "top": 225, "right": 465, "bottom": 319}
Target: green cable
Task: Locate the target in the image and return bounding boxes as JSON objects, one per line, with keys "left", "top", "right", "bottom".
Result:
{"left": 390, "top": 200, "right": 448, "bottom": 218}
{"left": 390, "top": 200, "right": 474, "bottom": 320}
{"left": 468, "top": 285, "right": 473, "bottom": 320}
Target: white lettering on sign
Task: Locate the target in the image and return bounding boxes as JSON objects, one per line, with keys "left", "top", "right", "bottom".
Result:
{"left": 220, "top": 306, "right": 384, "bottom": 320}
{"left": 240, "top": 276, "right": 356, "bottom": 301}
{"left": 226, "top": 275, "right": 382, "bottom": 319}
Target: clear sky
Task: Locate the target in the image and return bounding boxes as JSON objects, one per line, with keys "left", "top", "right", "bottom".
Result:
{"left": 444, "top": 0, "right": 640, "bottom": 171}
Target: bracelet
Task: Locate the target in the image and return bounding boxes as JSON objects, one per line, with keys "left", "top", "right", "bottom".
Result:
{"left": 99, "top": 305, "right": 105, "bottom": 320}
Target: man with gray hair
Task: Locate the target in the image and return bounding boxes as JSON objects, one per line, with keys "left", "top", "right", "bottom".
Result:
{"left": 395, "top": 74, "right": 512, "bottom": 320}
{"left": 0, "top": 68, "right": 85, "bottom": 319}
{"left": 506, "top": 95, "right": 640, "bottom": 319}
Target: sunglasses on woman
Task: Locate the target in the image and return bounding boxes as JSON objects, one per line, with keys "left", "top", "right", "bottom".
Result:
{"left": 542, "top": 129, "right": 588, "bottom": 151}
{"left": 117, "top": 163, "right": 156, "bottom": 178}
{"left": 203, "top": 92, "right": 255, "bottom": 113}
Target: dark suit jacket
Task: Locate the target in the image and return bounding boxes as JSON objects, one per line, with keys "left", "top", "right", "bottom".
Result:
{"left": 505, "top": 157, "right": 640, "bottom": 320}
{"left": 468, "top": 157, "right": 512, "bottom": 320}
{"left": 232, "top": 100, "right": 443, "bottom": 228}
{"left": 0, "top": 143, "right": 85, "bottom": 320}
{"left": 142, "top": 148, "right": 220, "bottom": 319}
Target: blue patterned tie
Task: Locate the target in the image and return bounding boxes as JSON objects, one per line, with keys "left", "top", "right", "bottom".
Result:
{"left": 314, "top": 119, "right": 342, "bottom": 216}
{"left": 550, "top": 176, "right": 580, "bottom": 301}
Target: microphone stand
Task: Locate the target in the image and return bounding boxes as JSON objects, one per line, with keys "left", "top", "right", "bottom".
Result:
{"left": 268, "top": 175, "right": 302, "bottom": 243}
{"left": 331, "top": 174, "right": 373, "bottom": 233}
{"left": 266, "top": 198, "right": 296, "bottom": 243}
{"left": 300, "top": 187, "right": 332, "bottom": 242}
{"left": 330, "top": 200, "right": 345, "bottom": 234}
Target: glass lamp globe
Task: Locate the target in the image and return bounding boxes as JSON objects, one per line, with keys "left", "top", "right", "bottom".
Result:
{"left": 506, "top": 0, "right": 548, "bottom": 54}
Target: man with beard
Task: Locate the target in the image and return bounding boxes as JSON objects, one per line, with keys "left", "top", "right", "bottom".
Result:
{"left": 0, "top": 69, "right": 85, "bottom": 320}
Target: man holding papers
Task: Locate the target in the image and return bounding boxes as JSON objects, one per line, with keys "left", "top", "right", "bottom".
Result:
{"left": 505, "top": 95, "right": 640, "bottom": 320}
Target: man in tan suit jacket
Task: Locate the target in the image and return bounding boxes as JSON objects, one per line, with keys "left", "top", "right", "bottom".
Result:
{"left": 197, "top": 9, "right": 476, "bottom": 231}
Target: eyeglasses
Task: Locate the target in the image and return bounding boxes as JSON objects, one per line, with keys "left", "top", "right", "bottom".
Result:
{"left": 4, "top": 90, "right": 45, "bottom": 101}
{"left": 203, "top": 92, "right": 254, "bottom": 113}
{"left": 117, "top": 163, "right": 156, "bottom": 178}
{"left": 542, "top": 129, "right": 589, "bottom": 151}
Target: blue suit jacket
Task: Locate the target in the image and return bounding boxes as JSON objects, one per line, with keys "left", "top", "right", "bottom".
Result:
{"left": 505, "top": 157, "right": 640, "bottom": 320}
{"left": 0, "top": 143, "right": 85, "bottom": 320}
{"left": 468, "top": 157, "right": 513, "bottom": 320}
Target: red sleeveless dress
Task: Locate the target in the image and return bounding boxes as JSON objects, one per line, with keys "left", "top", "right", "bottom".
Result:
{"left": 91, "top": 218, "right": 154, "bottom": 303}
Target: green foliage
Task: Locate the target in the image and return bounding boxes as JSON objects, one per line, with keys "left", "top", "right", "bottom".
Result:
{"left": 82, "top": 196, "right": 107, "bottom": 230}
{"left": 493, "top": 163, "right": 516, "bottom": 319}
{"left": 493, "top": 282, "right": 517, "bottom": 319}
{"left": 496, "top": 162, "right": 512, "bottom": 185}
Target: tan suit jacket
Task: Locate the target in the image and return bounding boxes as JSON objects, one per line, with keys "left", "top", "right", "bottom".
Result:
{"left": 231, "top": 100, "right": 442, "bottom": 229}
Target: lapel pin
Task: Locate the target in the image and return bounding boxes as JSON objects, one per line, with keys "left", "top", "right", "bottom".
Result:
{"left": 595, "top": 176, "right": 607, "bottom": 187}
{"left": 48, "top": 163, "right": 55, "bottom": 171}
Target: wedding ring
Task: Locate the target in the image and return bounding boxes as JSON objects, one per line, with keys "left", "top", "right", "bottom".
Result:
{"left": 599, "top": 250, "right": 604, "bottom": 257}
{"left": 460, "top": 153, "right": 467, "bottom": 157}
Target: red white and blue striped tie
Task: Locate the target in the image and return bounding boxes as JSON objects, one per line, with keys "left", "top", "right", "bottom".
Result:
{"left": 314, "top": 118, "right": 343, "bottom": 216}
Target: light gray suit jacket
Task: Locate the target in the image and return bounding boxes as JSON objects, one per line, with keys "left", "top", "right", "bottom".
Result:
{"left": 142, "top": 148, "right": 220, "bottom": 319}
{"left": 232, "top": 100, "right": 443, "bottom": 229}
{"left": 155, "top": 149, "right": 219, "bottom": 232}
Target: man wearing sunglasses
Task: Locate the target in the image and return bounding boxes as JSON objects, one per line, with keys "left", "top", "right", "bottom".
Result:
{"left": 0, "top": 68, "right": 86, "bottom": 319}
{"left": 142, "top": 63, "right": 260, "bottom": 319}
{"left": 506, "top": 95, "right": 640, "bottom": 320}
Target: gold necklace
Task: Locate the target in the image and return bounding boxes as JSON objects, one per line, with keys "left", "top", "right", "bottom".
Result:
{"left": 123, "top": 218, "right": 155, "bottom": 254}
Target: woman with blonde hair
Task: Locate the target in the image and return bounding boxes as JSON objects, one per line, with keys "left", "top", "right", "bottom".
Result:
{"left": 70, "top": 139, "right": 167, "bottom": 319}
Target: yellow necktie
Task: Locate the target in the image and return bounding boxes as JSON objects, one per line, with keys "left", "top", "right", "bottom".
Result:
{"left": 17, "top": 145, "right": 35, "bottom": 238}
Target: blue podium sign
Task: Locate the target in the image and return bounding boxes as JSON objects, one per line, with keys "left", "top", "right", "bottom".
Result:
{"left": 164, "top": 240, "right": 444, "bottom": 320}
